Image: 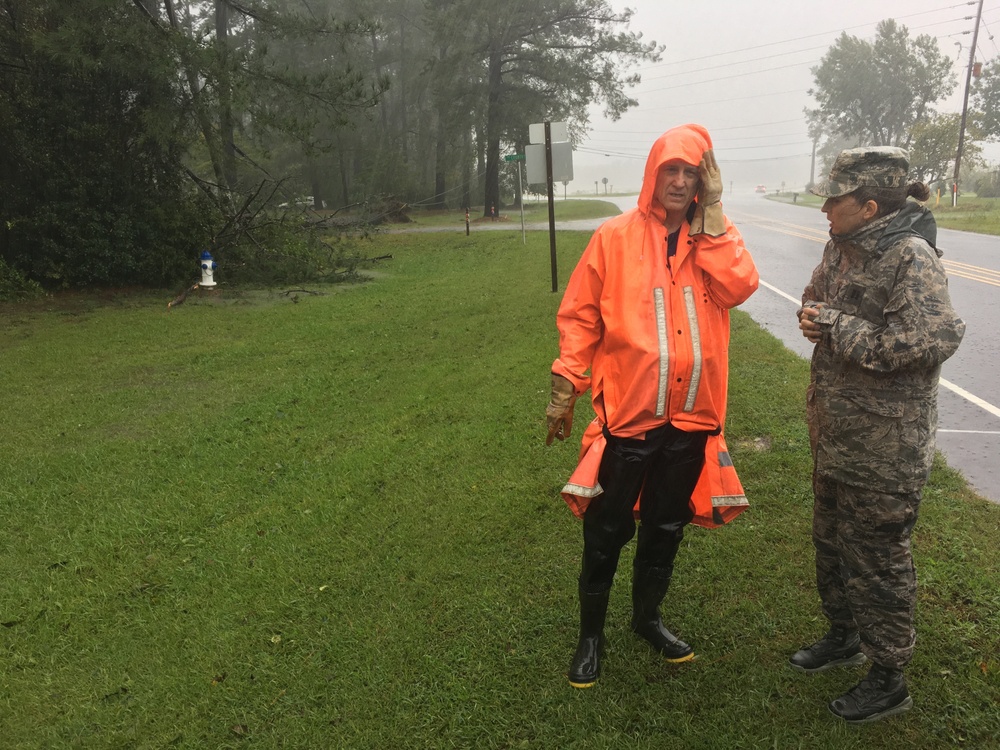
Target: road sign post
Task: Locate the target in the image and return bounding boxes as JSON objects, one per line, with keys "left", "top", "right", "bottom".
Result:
{"left": 544, "top": 122, "right": 557, "bottom": 292}
{"left": 526, "top": 122, "right": 572, "bottom": 292}
{"left": 505, "top": 154, "right": 526, "bottom": 244}
{"left": 518, "top": 162, "right": 525, "bottom": 243}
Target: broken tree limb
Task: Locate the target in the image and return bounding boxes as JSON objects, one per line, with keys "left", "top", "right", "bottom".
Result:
{"left": 167, "top": 282, "right": 200, "bottom": 310}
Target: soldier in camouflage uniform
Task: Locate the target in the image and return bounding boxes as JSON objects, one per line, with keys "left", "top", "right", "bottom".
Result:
{"left": 790, "top": 147, "right": 965, "bottom": 724}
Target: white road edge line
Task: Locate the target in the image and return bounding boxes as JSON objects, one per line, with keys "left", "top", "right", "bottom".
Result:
{"left": 759, "top": 279, "right": 801, "bottom": 305}
{"left": 758, "top": 279, "right": 1000, "bottom": 422}
{"left": 939, "top": 378, "right": 1000, "bottom": 420}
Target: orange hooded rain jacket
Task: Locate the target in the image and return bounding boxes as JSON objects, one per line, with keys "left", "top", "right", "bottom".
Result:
{"left": 553, "top": 124, "right": 759, "bottom": 528}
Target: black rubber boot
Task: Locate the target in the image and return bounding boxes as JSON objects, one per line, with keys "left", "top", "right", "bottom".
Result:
{"left": 568, "top": 588, "right": 610, "bottom": 688}
{"left": 829, "top": 662, "right": 913, "bottom": 724}
{"left": 630, "top": 566, "right": 694, "bottom": 662}
{"left": 789, "top": 625, "right": 866, "bottom": 673}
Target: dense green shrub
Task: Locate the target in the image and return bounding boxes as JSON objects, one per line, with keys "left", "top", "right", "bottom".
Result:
{"left": 975, "top": 175, "right": 1000, "bottom": 198}
{"left": 0, "top": 257, "right": 43, "bottom": 301}
{"left": 0, "top": 0, "right": 212, "bottom": 288}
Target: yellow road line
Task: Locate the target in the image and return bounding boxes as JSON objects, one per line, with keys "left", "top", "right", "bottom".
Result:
{"left": 944, "top": 269, "right": 1000, "bottom": 288}
{"left": 943, "top": 259, "right": 1000, "bottom": 281}
{"left": 734, "top": 213, "right": 1000, "bottom": 285}
{"left": 731, "top": 213, "right": 828, "bottom": 244}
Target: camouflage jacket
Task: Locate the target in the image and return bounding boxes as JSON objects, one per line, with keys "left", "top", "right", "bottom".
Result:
{"left": 801, "top": 202, "right": 966, "bottom": 491}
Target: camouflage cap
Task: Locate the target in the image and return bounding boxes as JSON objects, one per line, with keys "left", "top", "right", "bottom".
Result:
{"left": 810, "top": 147, "right": 909, "bottom": 198}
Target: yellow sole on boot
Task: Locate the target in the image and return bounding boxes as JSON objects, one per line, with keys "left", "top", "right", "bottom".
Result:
{"left": 663, "top": 651, "right": 695, "bottom": 664}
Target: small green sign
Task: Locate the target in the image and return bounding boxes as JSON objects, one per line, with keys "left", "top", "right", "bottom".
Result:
{"left": 504, "top": 154, "right": 525, "bottom": 162}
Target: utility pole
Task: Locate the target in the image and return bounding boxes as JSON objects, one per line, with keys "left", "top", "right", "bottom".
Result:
{"left": 810, "top": 137, "right": 818, "bottom": 187}
{"left": 953, "top": 0, "right": 985, "bottom": 207}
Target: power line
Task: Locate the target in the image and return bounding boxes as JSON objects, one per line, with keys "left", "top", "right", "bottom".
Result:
{"left": 642, "top": 44, "right": 827, "bottom": 83}
{"left": 589, "top": 131, "right": 807, "bottom": 146}
{"left": 617, "top": 88, "right": 806, "bottom": 114}
{"left": 635, "top": 13, "right": 976, "bottom": 97}
{"left": 710, "top": 118, "right": 807, "bottom": 133}
{"left": 632, "top": 2, "right": 978, "bottom": 75}
{"left": 575, "top": 146, "right": 812, "bottom": 164}
{"left": 979, "top": 15, "right": 1000, "bottom": 55}
{"left": 577, "top": 6, "right": 990, "bottom": 161}
{"left": 584, "top": 119, "right": 809, "bottom": 153}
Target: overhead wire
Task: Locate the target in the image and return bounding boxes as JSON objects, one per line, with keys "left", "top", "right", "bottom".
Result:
{"left": 582, "top": 5, "right": 992, "bottom": 161}
{"left": 978, "top": 14, "right": 1000, "bottom": 55}
{"left": 575, "top": 146, "right": 813, "bottom": 164}
{"left": 631, "top": 2, "right": 979, "bottom": 75}
{"left": 634, "top": 14, "right": 976, "bottom": 96}
{"left": 587, "top": 117, "right": 806, "bottom": 136}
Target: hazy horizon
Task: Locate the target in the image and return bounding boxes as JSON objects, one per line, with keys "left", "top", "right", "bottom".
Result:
{"left": 554, "top": 0, "right": 999, "bottom": 196}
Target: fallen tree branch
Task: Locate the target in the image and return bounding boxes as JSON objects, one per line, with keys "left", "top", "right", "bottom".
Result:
{"left": 167, "top": 282, "right": 200, "bottom": 310}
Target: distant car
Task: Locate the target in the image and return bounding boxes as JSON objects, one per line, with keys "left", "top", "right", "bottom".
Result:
{"left": 278, "top": 197, "right": 313, "bottom": 209}
{"left": 754, "top": 184, "right": 767, "bottom": 194}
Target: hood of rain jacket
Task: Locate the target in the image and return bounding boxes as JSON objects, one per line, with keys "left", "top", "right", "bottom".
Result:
{"left": 875, "top": 201, "right": 939, "bottom": 256}
{"left": 637, "top": 123, "right": 714, "bottom": 224}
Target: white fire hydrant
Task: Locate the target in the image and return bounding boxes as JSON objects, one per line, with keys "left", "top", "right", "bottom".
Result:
{"left": 200, "top": 251, "right": 217, "bottom": 287}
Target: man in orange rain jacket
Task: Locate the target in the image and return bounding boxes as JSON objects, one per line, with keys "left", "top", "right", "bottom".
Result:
{"left": 545, "top": 123, "right": 759, "bottom": 688}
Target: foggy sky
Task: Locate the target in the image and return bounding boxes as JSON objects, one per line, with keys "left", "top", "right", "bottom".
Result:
{"left": 567, "top": 0, "right": 1000, "bottom": 195}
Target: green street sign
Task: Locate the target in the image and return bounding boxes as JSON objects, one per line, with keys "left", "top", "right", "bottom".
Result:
{"left": 504, "top": 153, "right": 525, "bottom": 162}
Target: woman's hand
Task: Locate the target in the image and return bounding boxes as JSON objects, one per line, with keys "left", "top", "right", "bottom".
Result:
{"left": 799, "top": 305, "right": 825, "bottom": 343}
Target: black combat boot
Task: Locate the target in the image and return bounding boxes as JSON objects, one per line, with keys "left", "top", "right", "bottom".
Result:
{"left": 568, "top": 588, "right": 611, "bottom": 688}
{"left": 829, "top": 662, "right": 913, "bottom": 724}
{"left": 630, "top": 566, "right": 694, "bottom": 662}
{"left": 789, "top": 625, "right": 866, "bottom": 673}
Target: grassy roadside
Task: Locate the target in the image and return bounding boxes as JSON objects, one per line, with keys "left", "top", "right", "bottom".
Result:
{"left": 767, "top": 192, "right": 1000, "bottom": 235}
{"left": 1, "top": 230, "right": 997, "bottom": 748}
{"left": 406, "top": 198, "right": 621, "bottom": 227}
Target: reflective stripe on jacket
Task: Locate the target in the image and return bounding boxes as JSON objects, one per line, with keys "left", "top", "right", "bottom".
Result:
{"left": 561, "top": 419, "right": 749, "bottom": 529}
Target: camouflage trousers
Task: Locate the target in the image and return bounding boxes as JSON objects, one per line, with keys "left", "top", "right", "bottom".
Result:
{"left": 812, "top": 473, "right": 921, "bottom": 670}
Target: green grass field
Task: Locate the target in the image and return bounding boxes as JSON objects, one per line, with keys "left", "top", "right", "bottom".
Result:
{"left": 406, "top": 199, "right": 622, "bottom": 227}
{"left": 930, "top": 195, "right": 1000, "bottom": 235}
{"left": 768, "top": 191, "right": 1000, "bottom": 235}
{"left": 1, "top": 230, "right": 997, "bottom": 748}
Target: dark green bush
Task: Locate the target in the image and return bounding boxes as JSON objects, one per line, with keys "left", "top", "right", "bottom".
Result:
{"left": 0, "top": 257, "right": 44, "bottom": 301}
{"left": 0, "top": 0, "right": 213, "bottom": 289}
{"left": 975, "top": 175, "right": 1000, "bottom": 198}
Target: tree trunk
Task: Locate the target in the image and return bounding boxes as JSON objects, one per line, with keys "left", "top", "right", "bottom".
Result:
{"left": 372, "top": 31, "right": 388, "bottom": 133}
{"left": 215, "top": 0, "right": 237, "bottom": 191}
{"left": 398, "top": 18, "right": 409, "bottom": 167}
{"left": 462, "top": 127, "right": 473, "bottom": 211}
{"left": 309, "top": 165, "right": 324, "bottom": 210}
{"left": 165, "top": 0, "right": 230, "bottom": 201}
{"left": 336, "top": 133, "right": 351, "bottom": 206}
{"left": 482, "top": 50, "right": 503, "bottom": 218}
{"left": 432, "top": 111, "right": 447, "bottom": 209}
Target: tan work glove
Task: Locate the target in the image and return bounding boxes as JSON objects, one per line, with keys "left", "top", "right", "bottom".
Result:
{"left": 689, "top": 149, "right": 726, "bottom": 237}
{"left": 545, "top": 374, "right": 577, "bottom": 445}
